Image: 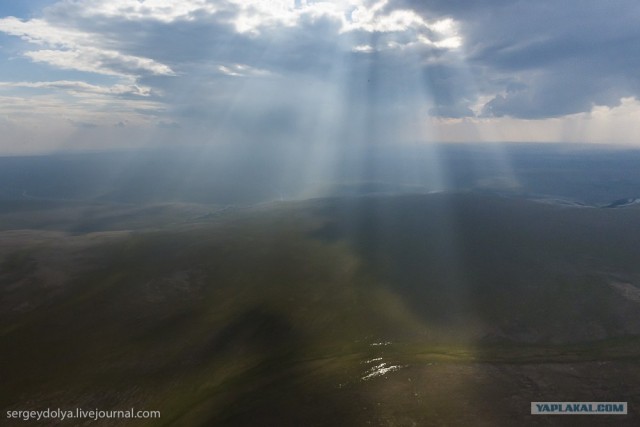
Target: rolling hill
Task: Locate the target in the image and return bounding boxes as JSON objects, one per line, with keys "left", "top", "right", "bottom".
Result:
{"left": 2, "top": 192, "right": 640, "bottom": 426}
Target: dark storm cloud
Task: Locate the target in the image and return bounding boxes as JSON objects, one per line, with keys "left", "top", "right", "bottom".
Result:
{"left": 422, "top": 64, "right": 477, "bottom": 118}
{"left": 394, "top": 0, "right": 640, "bottom": 118}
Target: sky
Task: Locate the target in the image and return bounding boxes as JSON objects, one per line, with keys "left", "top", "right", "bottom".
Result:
{"left": 0, "top": 0, "right": 639, "bottom": 154}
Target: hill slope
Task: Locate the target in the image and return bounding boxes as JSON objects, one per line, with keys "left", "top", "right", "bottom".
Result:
{"left": 2, "top": 192, "right": 640, "bottom": 426}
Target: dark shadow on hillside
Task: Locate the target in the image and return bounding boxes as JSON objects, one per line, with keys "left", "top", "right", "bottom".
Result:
{"left": 310, "top": 192, "right": 640, "bottom": 344}
{"left": 163, "top": 307, "right": 366, "bottom": 427}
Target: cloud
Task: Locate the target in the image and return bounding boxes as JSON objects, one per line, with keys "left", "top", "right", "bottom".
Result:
{"left": 0, "top": 80, "right": 153, "bottom": 96}
{"left": 0, "top": 90, "right": 163, "bottom": 125}
{"left": 1, "top": 0, "right": 639, "bottom": 153}
{"left": 0, "top": 0, "right": 461, "bottom": 138}
{"left": 24, "top": 48, "right": 174, "bottom": 77}
{"left": 216, "top": 63, "right": 273, "bottom": 78}
{"left": 394, "top": 0, "right": 640, "bottom": 119}
{"left": 0, "top": 15, "right": 175, "bottom": 77}
{"left": 48, "top": 0, "right": 220, "bottom": 23}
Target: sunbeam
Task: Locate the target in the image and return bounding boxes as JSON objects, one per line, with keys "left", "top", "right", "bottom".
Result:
{"left": 2, "top": 1, "right": 640, "bottom": 426}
